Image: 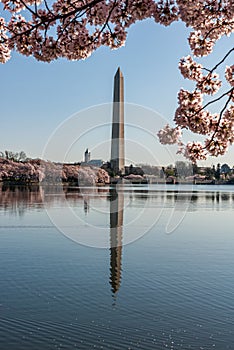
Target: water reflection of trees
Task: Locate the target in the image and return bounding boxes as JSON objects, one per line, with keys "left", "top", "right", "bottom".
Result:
{"left": 142, "top": 190, "right": 234, "bottom": 211}
{"left": 0, "top": 184, "right": 110, "bottom": 216}
{"left": 1, "top": 185, "right": 234, "bottom": 217}
{"left": 0, "top": 184, "right": 44, "bottom": 216}
{"left": 1, "top": 184, "right": 234, "bottom": 297}
{"left": 0, "top": 184, "right": 125, "bottom": 297}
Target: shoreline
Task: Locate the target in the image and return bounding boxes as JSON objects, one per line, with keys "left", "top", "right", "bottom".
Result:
{"left": 1, "top": 180, "right": 234, "bottom": 186}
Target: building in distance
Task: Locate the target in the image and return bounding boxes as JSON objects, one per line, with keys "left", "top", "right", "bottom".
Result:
{"left": 81, "top": 148, "right": 104, "bottom": 168}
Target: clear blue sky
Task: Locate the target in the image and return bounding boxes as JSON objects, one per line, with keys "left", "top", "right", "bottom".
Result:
{"left": 1, "top": 19, "right": 233, "bottom": 166}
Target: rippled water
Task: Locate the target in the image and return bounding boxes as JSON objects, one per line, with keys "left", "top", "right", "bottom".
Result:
{"left": 0, "top": 184, "right": 234, "bottom": 349}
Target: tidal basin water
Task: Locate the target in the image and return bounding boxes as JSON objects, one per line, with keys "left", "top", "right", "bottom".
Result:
{"left": 0, "top": 184, "right": 234, "bottom": 349}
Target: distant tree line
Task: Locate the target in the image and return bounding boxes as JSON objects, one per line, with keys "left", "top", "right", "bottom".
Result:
{"left": 0, "top": 150, "right": 29, "bottom": 162}
{"left": 137, "top": 161, "right": 234, "bottom": 182}
{"left": 162, "top": 161, "right": 234, "bottom": 181}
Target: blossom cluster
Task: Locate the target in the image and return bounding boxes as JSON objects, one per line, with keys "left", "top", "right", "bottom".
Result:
{"left": 225, "top": 65, "right": 234, "bottom": 87}
{"left": 0, "top": 0, "right": 159, "bottom": 63}
{"left": 157, "top": 124, "right": 181, "bottom": 144}
{"left": 157, "top": 0, "right": 234, "bottom": 162}
{"left": 183, "top": 142, "right": 207, "bottom": 163}
{"left": 1, "top": 0, "right": 234, "bottom": 161}
{"left": 0, "top": 17, "right": 10, "bottom": 63}
{"left": 0, "top": 157, "right": 110, "bottom": 184}
{"left": 0, "top": 157, "right": 45, "bottom": 182}
{"left": 0, "top": 0, "right": 233, "bottom": 64}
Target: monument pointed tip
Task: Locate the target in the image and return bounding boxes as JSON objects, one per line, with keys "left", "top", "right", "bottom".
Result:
{"left": 115, "top": 67, "right": 123, "bottom": 77}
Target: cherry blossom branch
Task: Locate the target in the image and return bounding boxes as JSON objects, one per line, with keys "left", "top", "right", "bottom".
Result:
{"left": 204, "top": 47, "right": 234, "bottom": 74}
{"left": 203, "top": 20, "right": 234, "bottom": 42}
{"left": 43, "top": 0, "right": 55, "bottom": 17}
{"left": 204, "top": 91, "right": 233, "bottom": 147}
{"left": 1, "top": 0, "right": 234, "bottom": 162}
{"left": 18, "top": 0, "right": 37, "bottom": 16}
{"left": 6, "top": 0, "right": 105, "bottom": 41}
{"left": 202, "top": 87, "right": 234, "bottom": 111}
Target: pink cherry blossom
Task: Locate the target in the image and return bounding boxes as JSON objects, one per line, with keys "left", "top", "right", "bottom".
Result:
{"left": 0, "top": 157, "right": 110, "bottom": 184}
{"left": 0, "top": 0, "right": 234, "bottom": 161}
{"left": 225, "top": 65, "right": 234, "bottom": 87}
{"left": 196, "top": 73, "right": 221, "bottom": 95}
{"left": 179, "top": 55, "right": 203, "bottom": 81}
{"left": 184, "top": 142, "right": 207, "bottom": 163}
{"left": 157, "top": 124, "right": 181, "bottom": 144}
{"left": 204, "top": 138, "right": 228, "bottom": 157}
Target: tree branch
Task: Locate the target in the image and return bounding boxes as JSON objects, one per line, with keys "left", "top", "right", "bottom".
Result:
{"left": 6, "top": 0, "right": 105, "bottom": 41}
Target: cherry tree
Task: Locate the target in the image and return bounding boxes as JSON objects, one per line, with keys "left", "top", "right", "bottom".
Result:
{"left": 0, "top": 156, "right": 110, "bottom": 183}
{"left": 0, "top": 0, "right": 234, "bottom": 162}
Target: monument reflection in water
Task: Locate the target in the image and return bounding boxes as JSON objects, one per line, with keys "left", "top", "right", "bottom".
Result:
{"left": 2, "top": 184, "right": 234, "bottom": 298}
{"left": 109, "top": 188, "right": 124, "bottom": 295}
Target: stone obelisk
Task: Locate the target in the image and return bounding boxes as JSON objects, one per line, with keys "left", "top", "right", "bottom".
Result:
{"left": 110, "top": 68, "right": 125, "bottom": 174}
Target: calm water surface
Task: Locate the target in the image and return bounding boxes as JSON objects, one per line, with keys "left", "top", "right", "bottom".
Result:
{"left": 0, "top": 184, "right": 234, "bottom": 349}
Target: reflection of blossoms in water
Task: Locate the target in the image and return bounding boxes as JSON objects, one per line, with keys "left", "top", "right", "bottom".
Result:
{"left": 1, "top": 184, "right": 234, "bottom": 219}
{"left": 0, "top": 184, "right": 45, "bottom": 216}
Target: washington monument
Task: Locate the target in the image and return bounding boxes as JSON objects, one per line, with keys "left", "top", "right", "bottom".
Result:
{"left": 110, "top": 67, "right": 125, "bottom": 174}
